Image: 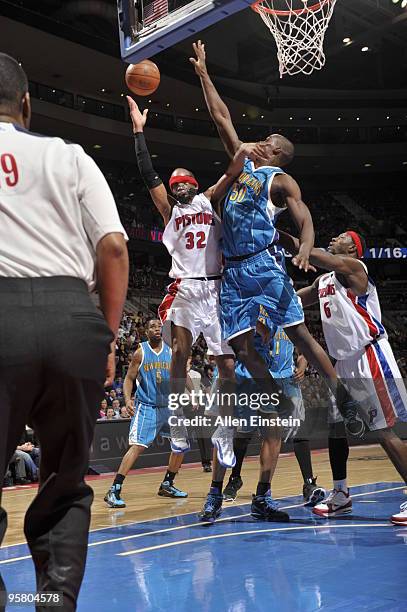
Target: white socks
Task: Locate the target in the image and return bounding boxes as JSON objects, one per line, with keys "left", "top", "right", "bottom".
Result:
{"left": 333, "top": 479, "right": 348, "bottom": 494}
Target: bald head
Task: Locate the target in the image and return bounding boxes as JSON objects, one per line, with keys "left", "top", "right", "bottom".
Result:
{"left": 266, "top": 134, "right": 295, "bottom": 167}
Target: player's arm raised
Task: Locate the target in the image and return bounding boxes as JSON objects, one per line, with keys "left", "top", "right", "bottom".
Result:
{"left": 275, "top": 174, "right": 314, "bottom": 272}
{"left": 210, "top": 142, "right": 269, "bottom": 207}
{"left": 279, "top": 228, "right": 367, "bottom": 293}
{"left": 127, "top": 96, "right": 172, "bottom": 226}
{"left": 190, "top": 40, "right": 241, "bottom": 158}
{"left": 296, "top": 276, "right": 320, "bottom": 308}
{"left": 123, "top": 347, "right": 142, "bottom": 417}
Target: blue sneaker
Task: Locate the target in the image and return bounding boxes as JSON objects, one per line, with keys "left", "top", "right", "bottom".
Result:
{"left": 158, "top": 481, "right": 188, "bottom": 498}
{"left": 251, "top": 491, "right": 289, "bottom": 522}
{"left": 104, "top": 484, "right": 126, "bottom": 508}
{"left": 198, "top": 490, "right": 223, "bottom": 523}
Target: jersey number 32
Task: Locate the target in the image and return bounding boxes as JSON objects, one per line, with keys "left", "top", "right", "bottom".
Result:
{"left": 185, "top": 231, "right": 206, "bottom": 250}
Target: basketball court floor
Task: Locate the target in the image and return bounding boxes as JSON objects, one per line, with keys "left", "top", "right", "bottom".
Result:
{"left": 1, "top": 445, "right": 406, "bottom": 610}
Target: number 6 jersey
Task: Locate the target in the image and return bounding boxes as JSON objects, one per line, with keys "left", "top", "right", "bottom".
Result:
{"left": 318, "top": 261, "right": 387, "bottom": 360}
{"left": 162, "top": 193, "right": 222, "bottom": 278}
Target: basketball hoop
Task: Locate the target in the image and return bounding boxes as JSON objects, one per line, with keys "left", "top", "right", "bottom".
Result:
{"left": 251, "top": 0, "right": 337, "bottom": 78}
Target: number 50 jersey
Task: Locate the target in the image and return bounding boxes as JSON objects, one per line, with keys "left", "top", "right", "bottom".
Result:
{"left": 162, "top": 193, "right": 222, "bottom": 278}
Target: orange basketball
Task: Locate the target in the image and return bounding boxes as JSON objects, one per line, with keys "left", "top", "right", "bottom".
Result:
{"left": 125, "top": 60, "right": 160, "bottom": 96}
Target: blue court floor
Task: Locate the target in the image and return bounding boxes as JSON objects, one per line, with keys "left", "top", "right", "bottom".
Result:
{"left": 1, "top": 482, "right": 406, "bottom": 611}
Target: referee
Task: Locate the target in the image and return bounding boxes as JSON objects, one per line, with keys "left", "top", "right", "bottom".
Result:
{"left": 0, "top": 54, "right": 129, "bottom": 610}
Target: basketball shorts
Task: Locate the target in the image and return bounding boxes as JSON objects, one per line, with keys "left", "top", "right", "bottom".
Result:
{"left": 158, "top": 277, "right": 234, "bottom": 356}
{"left": 221, "top": 247, "right": 304, "bottom": 342}
{"left": 329, "top": 337, "right": 407, "bottom": 431}
{"left": 129, "top": 401, "right": 170, "bottom": 447}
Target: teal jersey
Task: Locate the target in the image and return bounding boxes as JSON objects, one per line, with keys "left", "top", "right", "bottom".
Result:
{"left": 222, "top": 158, "right": 285, "bottom": 258}
{"left": 269, "top": 325, "right": 295, "bottom": 378}
{"left": 136, "top": 341, "right": 171, "bottom": 407}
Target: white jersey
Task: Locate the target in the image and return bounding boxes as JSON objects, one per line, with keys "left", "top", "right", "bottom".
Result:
{"left": 318, "top": 260, "right": 386, "bottom": 360}
{"left": 162, "top": 193, "right": 222, "bottom": 278}
{"left": 0, "top": 122, "right": 127, "bottom": 290}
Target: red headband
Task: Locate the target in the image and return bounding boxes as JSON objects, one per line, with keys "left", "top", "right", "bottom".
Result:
{"left": 346, "top": 230, "right": 364, "bottom": 258}
{"left": 169, "top": 175, "right": 199, "bottom": 190}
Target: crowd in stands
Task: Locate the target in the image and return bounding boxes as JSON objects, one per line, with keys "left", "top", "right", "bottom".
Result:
{"left": 99, "top": 299, "right": 407, "bottom": 419}
{"left": 4, "top": 428, "right": 40, "bottom": 487}
{"left": 351, "top": 187, "right": 407, "bottom": 236}
{"left": 277, "top": 193, "right": 363, "bottom": 249}
{"left": 99, "top": 159, "right": 407, "bottom": 263}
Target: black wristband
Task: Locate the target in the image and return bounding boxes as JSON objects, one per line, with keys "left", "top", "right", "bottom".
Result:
{"left": 134, "top": 132, "right": 163, "bottom": 190}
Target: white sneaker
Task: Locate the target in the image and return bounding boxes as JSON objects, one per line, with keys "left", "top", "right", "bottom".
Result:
{"left": 391, "top": 501, "right": 407, "bottom": 526}
{"left": 211, "top": 425, "right": 236, "bottom": 468}
{"left": 313, "top": 488, "right": 352, "bottom": 517}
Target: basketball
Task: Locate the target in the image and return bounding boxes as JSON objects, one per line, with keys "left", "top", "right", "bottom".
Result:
{"left": 125, "top": 60, "right": 160, "bottom": 96}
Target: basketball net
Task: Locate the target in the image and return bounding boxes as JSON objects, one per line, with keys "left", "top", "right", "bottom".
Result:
{"left": 251, "top": 0, "right": 337, "bottom": 78}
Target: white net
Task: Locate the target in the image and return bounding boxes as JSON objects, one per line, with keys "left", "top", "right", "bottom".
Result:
{"left": 252, "top": 0, "right": 337, "bottom": 78}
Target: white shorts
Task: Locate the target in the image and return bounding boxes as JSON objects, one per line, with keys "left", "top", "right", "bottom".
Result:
{"left": 330, "top": 337, "right": 407, "bottom": 431}
{"left": 158, "top": 278, "right": 234, "bottom": 357}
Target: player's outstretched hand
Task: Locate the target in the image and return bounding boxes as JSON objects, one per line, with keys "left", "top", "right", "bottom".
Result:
{"left": 294, "top": 365, "right": 306, "bottom": 383}
{"left": 190, "top": 40, "right": 207, "bottom": 76}
{"left": 125, "top": 400, "right": 135, "bottom": 418}
{"left": 239, "top": 142, "right": 270, "bottom": 165}
{"left": 104, "top": 342, "right": 116, "bottom": 387}
{"left": 292, "top": 247, "right": 315, "bottom": 273}
{"left": 127, "top": 96, "right": 148, "bottom": 133}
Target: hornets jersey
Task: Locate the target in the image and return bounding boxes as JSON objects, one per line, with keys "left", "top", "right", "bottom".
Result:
{"left": 222, "top": 158, "right": 285, "bottom": 258}
{"left": 136, "top": 341, "right": 171, "bottom": 407}
{"left": 269, "top": 325, "right": 295, "bottom": 378}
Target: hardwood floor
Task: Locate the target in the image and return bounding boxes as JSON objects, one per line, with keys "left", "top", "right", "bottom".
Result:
{"left": 1, "top": 444, "right": 402, "bottom": 547}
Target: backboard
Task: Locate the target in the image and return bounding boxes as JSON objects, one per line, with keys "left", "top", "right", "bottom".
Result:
{"left": 118, "top": 0, "right": 254, "bottom": 64}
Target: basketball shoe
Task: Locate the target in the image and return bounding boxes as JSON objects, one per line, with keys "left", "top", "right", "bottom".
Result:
{"left": 157, "top": 481, "right": 188, "bottom": 498}
{"left": 104, "top": 484, "right": 126, "bottom": 508}
{"left": 337, "top": 395, "right": 366, "bottom": 439}
{"left": 211, "top": 425, "right": 236, "bottom": 468}
{"left": 313, "top": 488, "right": 352, "bottom": 517}
{"left": 303, "top": 478, "right": 326, "bottom": 507}
{"left": 223, "top": 476, "right": 243, "bottom": 502}
{"left": 251, "top": 491, "right": 290, "bottom": 522}
{"left": 390, "top": 501, "right": 407, "bottom": 526}
{"left": 198, "top": 489, "right": 223, "bottom": 522}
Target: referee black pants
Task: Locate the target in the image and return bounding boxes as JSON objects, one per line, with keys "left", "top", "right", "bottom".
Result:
{"left": 0, "top": 277, "right": 113, "bottom": 611}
